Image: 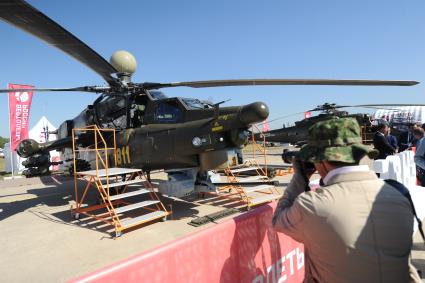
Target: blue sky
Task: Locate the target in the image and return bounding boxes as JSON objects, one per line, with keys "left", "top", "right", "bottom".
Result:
{"left": 0, "top": 0, "right": 424, "bottom": 137}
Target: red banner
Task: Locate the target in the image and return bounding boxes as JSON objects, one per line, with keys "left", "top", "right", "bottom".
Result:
{"left": 8, "top": 84, "right": 34, "bottom": 151}
{"left": 262, "top": 119, "right": 270, "bottom": 132}
{"left": 71, "top": 202, "right": 304, "bottom": 283}
{"left": 304, "top": 111, "right": 312, "bottom": 119}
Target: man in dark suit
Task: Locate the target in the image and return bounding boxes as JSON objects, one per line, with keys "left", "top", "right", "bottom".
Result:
{"left": 386, "top": 128, "right": 398, "bottom": 153}
{"left": 373, "top": 122, "right": 396, "bottom": 159}
{"left": 398, "top": 123, "right": 417, "bottom": 152}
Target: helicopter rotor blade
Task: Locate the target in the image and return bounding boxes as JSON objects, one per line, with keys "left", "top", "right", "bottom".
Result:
{"left": 306, "top": 102, "right": 425, "bottom": 112}
{"left": 307, "top": 104, "right": 349, "bottom": 112}
{"left": 0, "top": 86, "right": 110, "bottom": 93}
{"left": 0, "top": 0, "right": 119, "bottom": 86}
{"left": 351, "top": 106, "right": 401, "bottom": 111}
{"left": 142, "top": 79, "right": 419, "bottom": 89}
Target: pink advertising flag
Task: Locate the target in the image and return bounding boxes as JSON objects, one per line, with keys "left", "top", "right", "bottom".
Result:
{"left": 262, "top": 119, "right": 270, "bottom": 132}
{"left": 8, "top": 84, "right": 34, "bottom": 151}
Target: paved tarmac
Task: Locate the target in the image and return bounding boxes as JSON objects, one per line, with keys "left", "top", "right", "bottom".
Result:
{"left": 0, "top": 148, "right": 290, "bottom": 282}
{"left": 0, "top": 147, "right": 423, "bottom": 282}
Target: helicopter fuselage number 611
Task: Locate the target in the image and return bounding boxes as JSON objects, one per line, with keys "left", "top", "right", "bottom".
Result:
{"left": 116, "top": 146, "right": 131, "bottom": 165}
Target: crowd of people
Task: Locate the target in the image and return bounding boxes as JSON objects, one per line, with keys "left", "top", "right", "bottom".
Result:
{"left": 372, "top": 120, "right": 425, "bottom": 185}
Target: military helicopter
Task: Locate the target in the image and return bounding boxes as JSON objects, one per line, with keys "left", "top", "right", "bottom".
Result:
{"left": 0, "top": 0, "right": 419, "bottom": 179}
{"left": 254, "top": 103, "right": 380, "bottom": 148}
{"left": 252, "top": 103, "right": 425, "bottom": 163}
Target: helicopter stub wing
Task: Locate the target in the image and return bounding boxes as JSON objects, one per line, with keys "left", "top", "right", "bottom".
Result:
{"left": 0, "top": 0, "right": 119, "bottom": 86}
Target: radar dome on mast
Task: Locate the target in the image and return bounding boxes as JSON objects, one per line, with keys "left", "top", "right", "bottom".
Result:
{"left": 110, "top": 50, "right": 137, "bottom": 82}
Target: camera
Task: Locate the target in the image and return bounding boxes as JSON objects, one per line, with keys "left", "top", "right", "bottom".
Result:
{"left": 281, "top": 149, "right": 298, "bottom": 164}
{"left": 282, "top": 149, "right": 315, "bottom": 169}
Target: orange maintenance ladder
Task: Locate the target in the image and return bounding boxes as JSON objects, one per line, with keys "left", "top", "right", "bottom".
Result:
{"left": 221, "top": 159, "right": 279, "bottom": 210}
{"left": 71, "top": 125, "right": 170, "bottom": 237}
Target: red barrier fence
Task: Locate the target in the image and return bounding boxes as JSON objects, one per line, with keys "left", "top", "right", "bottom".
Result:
{"left": 71, "top": 202, "right": 305, "bottom": 283}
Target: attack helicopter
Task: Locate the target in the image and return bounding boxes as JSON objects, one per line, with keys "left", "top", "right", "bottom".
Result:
{"left": 258, "top": 103, "right": 425, "bottom": 148}
{"left": 256, "top": 103, "right": 377, "bottom": 148}
{"left": 252, "top": 103, "right": 425, "bottom": 163}
{"left": 0, "top": 0, "right": 419, "bottom": 180}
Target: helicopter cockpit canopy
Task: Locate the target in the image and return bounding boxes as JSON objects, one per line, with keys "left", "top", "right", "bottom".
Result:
{"left": 181, "top": 98, "right": 213, "bottom": 110}
{"left": 155, "top": 101, "right": 181, "bottom": 123}
{"left": 154, "top": 97, "right": 215, "bottom": 124}
{"left": 149, "top": 90, "right": 168, "bottom": 100}
{"left": 95, "top": 94, "right": 127, "bottom": 128}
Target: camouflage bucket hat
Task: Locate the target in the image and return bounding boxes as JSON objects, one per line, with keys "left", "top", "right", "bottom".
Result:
{"left": 298, "top": 117, "right": 377, "bottom": 163}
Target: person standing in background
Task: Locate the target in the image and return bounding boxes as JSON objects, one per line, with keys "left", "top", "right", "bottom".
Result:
{"left": 399, "top": 123, "right": 417, "bottom": 152}
{"left": 413, "top": 128, "right": 425, "bottom": 186}
{"left": 373, "top": 122, "right": 396, "bottom": 159}
{"left": 386, "top": 128, "right": 398, "bottom": 153}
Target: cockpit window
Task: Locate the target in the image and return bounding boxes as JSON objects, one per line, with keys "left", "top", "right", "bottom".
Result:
{"left": 95, "top": 95, "right": 127, "bottom": 128}
{"left": 131, "top": 95, "right": 148, "bottom": 127}
{"left": 150, "top": 90, "right": 168, "bottom": 100}
{"left": 182, "top": 98, "right": 212, "bottom": 109}
{"left": 156, "top": 101, "right": 181, "bottom": 123}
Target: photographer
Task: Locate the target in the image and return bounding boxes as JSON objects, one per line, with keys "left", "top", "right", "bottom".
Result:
{"left": 272, "top": 118, "right": 420, "bottom": 283}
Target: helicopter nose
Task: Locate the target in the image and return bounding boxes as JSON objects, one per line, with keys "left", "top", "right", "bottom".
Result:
{"left": 240, "top": 102, "right": 269, "bottom": 124}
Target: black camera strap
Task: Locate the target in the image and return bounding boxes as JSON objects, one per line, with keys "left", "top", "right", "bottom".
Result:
{"left": 384, "top": 179, "right": 424, "bottom": 243}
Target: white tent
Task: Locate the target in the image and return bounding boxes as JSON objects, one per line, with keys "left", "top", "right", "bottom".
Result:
{"left": 373, "top": 106, "right": 425, "bottom": 129}
{"left": 29, "top": 116, "right": 57, "bottom": 144}
{"left": 4, "top": 116, "right": 59, "bottom": 173}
